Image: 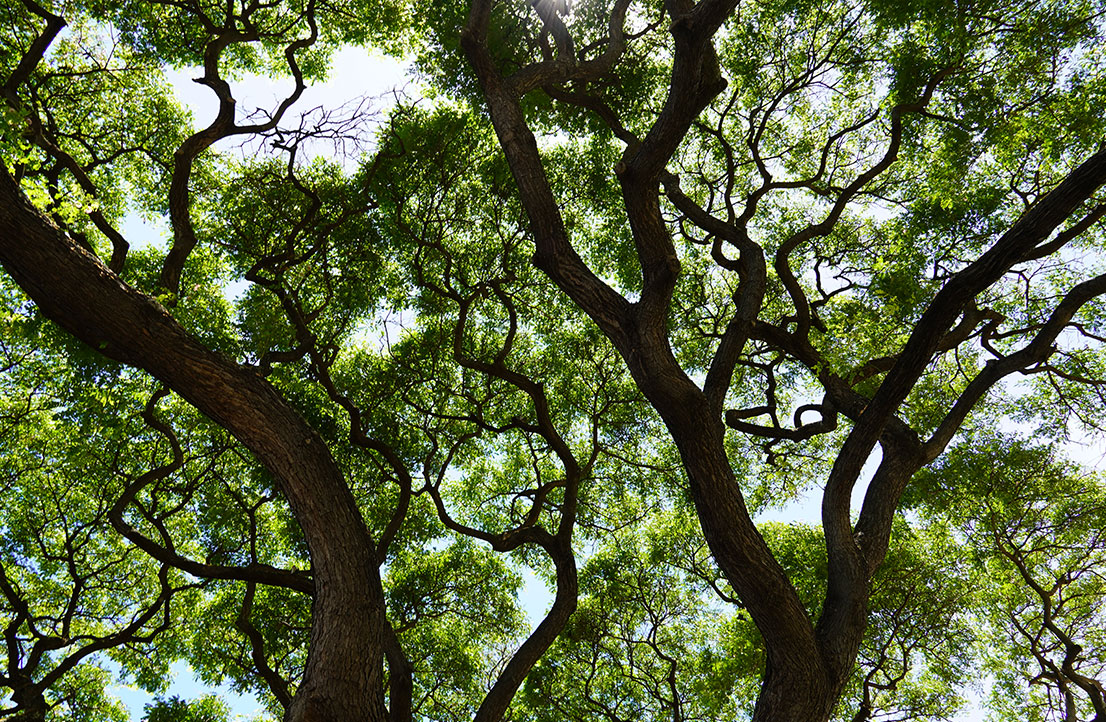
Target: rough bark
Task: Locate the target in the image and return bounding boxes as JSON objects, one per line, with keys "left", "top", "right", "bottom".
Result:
{"left": 814, "top": 147, "right": 1106, "bottom": 690}
{"left": 0, "top": 162, "right": 388, "bottom": 722}
{"left": 657, "top": 393, "right": 836, "bottom": 722}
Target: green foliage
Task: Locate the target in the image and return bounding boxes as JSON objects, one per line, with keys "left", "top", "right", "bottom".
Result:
{"left": 911, "top": 435, "right": 1106, "bottom": 720}
{"left": 520, "top": 513, "right": 758, "bottom": 722}
{"left": 142, "top": 694, "right": 229, "bottom": 722}
{"left": 1, "top": 0, "right": 1105, "bottom": 720}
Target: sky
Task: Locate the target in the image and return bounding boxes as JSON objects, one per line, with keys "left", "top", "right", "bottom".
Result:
{"left": 119, "top": 44, "right": 412, "bottom": 248}
{"left": 168, "top": 45, "right": 411, "bottom": 146}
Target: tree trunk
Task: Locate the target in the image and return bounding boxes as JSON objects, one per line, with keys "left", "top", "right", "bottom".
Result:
{"left": 8, "top": 678, "right": 47, "bottom": 722}
{"left": 750, "top": 661, "right": 839, "bottom": 722}
{"left": 0, "top": 163, "right": 388, "bottom": 722}
{"left": 651, "top": 386, "right": 847, "bottom": 722}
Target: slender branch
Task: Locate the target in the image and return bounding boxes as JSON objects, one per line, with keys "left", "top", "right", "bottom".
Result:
{"left": 1, "top": 1, "right": 131, "bottom": 272}
{"left": 1, "top": 0, "right": 65, "bottom": 99}
{"left": 661, "top": 171, "right": 767, "bottom": 412}
{"left": 824, "top": 145, "right": 1106, "bottom": 583}
{"left": 236, "top": 582, "right": 293, "bottom": 709}
{"left": 107, "top": 390, "right": 314, "bottom": 594}
{"left": 1022, "top": 201, "right": 1106, "bottom": 261}
{"left": 160, "top": 0, "right": 320, "bottom": 293}
{"left": 507, "top": 0, "right": 632, "bottom": 95}
{"left": 460, "top": 3, "right": 635, "bottom": 348}
{"left": 848, "top": 270, "right": 1106, "bottom": 575}
{"left": 773, "top": 68, "right": 955, "bottom": 339}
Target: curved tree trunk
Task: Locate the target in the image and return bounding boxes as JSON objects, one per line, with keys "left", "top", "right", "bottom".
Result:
{"left": 648, "top": 383, "right": 847, "bottom": 722}
{"left": 0, "top": 163, "right": 388, "bottom": 722}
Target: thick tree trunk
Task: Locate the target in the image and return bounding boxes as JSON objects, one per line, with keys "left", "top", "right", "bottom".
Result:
{"left": 0, "top": 163, "right": 388, "bottom": 722}
{"left": 752, "top": 659, "right": 839, "bottom": 722}
{"left": 650, "top": 385, "right": 848, "bottom": 722}
{"left": 461, "top": 6, "right": 860, "bottom": 716}
{"left": 8, "top": 678, "right": 47, "bottom": 722}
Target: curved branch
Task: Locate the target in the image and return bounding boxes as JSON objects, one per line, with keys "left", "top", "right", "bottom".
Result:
{"left": 725, "top": 398, "right": 838, "bottom": 441}
{"left": 160, "top": 0, "right": 321, "bottom": 293}
{"left": 507, "top": 0, "right": 632, "bottom": 95}
{"left": 840, "top": 272, "right": 1106, "bottom": 663}
{"left": 822, "top": 145, "right": 1106, "bottom": 603}
{"left": 236, "top": 581, "right": 294, "bottom": 709}
{"left": 107, "top": 390, "right": 315, "bottom": 595}
{"left": 773, "top": 68, "right": 955, "bottom": 339}
{"left": 1, "top": 0, "right": 65, "bottom": 99}
{"left": 2, "top": 2, "right": 132, "bottom": 272}
{"left": 473, "top": 536, "right": 577, "bottom": 722}
{"left": 460, "top": 3, "right": 635, "bottom": 349}
{"left": 661, "top": 171, "right": 767, "bottom": 411}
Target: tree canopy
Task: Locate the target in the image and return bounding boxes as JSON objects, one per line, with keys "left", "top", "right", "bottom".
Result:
{"left": 1, "top": 0, "right": 1106, "bottom": 720}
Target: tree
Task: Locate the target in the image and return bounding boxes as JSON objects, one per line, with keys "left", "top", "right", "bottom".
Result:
{"left": 143, "top": 695, "right": 229, "bottom": 722}
{"left": 0, "top": 0, "right": 1105, "bottom": 720}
